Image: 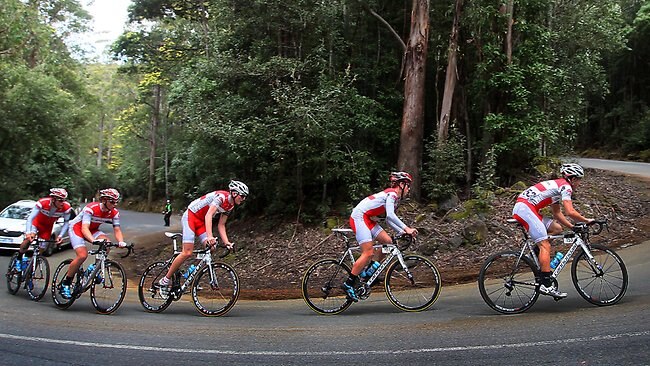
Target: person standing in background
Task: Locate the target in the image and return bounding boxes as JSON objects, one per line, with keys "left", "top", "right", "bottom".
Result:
{"left": 163, "top": 199, "right": 172, "bottom": 227}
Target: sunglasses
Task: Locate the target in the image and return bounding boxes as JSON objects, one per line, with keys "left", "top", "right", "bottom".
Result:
{"left": 107, "top": 199, "right": 118, "bottom": 204}
{"left": 53, "top": 198, "right": 65, "bottom": 202}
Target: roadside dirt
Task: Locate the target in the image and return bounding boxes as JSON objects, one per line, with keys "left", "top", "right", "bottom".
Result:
{"left": 121, "top": 170, "right": 650, "bottom": 300}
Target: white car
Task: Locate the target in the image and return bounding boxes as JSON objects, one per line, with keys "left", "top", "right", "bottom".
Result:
{"left": 0, "top": 200, "right": 72, "bottom": 256}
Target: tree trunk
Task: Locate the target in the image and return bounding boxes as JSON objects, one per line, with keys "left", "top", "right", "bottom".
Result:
{"left": 398, "top": 0, "right": 429, "bottom": 201}
{"left": 147, "top": 85, "right": 161, "bottom": 210}
{"left": 438, "top": 0, "right": 463, "bottom": 146}
{"left": 505, "top": 0, "right": 514, "bottom": 64}
{"left": 97, "top": 113, "right": 104, "bottom": 167}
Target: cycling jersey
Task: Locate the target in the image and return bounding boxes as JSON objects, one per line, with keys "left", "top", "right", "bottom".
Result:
{"left": 26, "top": 197, "right": 72, "bottom": 240}
{"left": 182, "top": 191, "right": 234, "bottom": 244}
{"left": 349, "top": 188, "right": 407, "bottom": 244}
{"left": 516, "top": 178, "right": 573, "bottom": 211}
{"left": 513, "top": 178, "right": 573, "bottom": 243}
{"left": 68, "top": 202, "right": 120, "bottom": 248}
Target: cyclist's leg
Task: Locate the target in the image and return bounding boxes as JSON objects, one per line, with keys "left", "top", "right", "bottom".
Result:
{"left": 163, "top": 211, "right": 197, "bottom": 280}
{"left": 61, "top": 231, "right": 89, "bottom": 297}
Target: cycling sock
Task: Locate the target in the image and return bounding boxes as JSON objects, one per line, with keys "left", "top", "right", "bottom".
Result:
{"left": 62, "top": 276, "right": 73, "bottom": 286}
{"left": 159, "top": 276, "right": 170, "bottom": 285}
{"left": 541, "top": 272, "right": 552, "bottom": 286}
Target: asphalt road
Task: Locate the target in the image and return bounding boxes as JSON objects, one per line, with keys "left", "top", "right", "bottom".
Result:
{"left": 0, "top": 160, "right": 648, "bottom": 365}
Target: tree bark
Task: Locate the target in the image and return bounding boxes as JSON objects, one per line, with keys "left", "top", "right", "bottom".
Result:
{"left": 398, "top": 0, "right": 429, "bottom": 201}
{"left": 438, "top": 0, "right": 463, "bottom": 146}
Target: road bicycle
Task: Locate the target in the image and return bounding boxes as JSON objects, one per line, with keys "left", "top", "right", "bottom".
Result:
{"left": 51, "top": 240, "right": 134, "bottom": 314}
{"left": 302, "top": 228, "right": 442, "bottom": 315}
{"left": 5, "top": 238, "right": 54, "bottom": 301}
{"left": 478, "top": 219, "right": 628, "bottom": 314}
{"left": 138, "top": 232, "right": 239, "bottom": 317}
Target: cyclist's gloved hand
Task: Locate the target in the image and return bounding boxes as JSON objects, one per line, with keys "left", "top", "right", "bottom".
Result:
{"left": 118, "top": 241, "right": 128, "bottom": 248}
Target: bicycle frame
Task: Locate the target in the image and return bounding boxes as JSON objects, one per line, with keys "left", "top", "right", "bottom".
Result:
{"left": 332, "top": 229, "right": 414, "bottom": 288}
{"left": 510, "top": 220, "right": 604, "bottom": 282}
{"left": 165, "top": 234, "right": 219, "bottom": 297}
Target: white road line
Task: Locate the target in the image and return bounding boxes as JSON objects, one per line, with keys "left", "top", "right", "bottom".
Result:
{"left": 1, "top": 331, "right": 649, "bottom": 356}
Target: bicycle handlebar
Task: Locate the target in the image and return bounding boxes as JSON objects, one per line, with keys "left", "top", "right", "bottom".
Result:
{"left": 91, "top": 240, "right": 135, "bottom": 258}
{"left": 393, "top": 233, "right": 415, "bottom": 251}
{"left": 573, "top": 219, "right": 608, "bottom": 235}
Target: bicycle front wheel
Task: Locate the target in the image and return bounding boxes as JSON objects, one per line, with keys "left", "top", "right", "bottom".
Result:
{"left": 51, "top": 259, "right": 78, "bottom": 309}
{"left": 191, "top": 262, "right": 239, "bottom": 316}
{"left": 301, "top": 259, "right": 353, "bottom": 315}
{"left": 385, "top": 254, "right": 441, "bottom": 312}
{"left": 90, "top": 260, "right": 127, "bottom": 314}
{"left": 138, "top": 261, "right": 174, "bottom": 313}
{"left": 6, "top": 253, "right": 21, "bottom": 295}
{"left": 27, "top": 256, "right": 50, "bottom": 301}
{"left": 478, "top": 251, "right": 539, "bottom": 314}
{"left": 571, "top": 244, "right": 628, "bottom": 306}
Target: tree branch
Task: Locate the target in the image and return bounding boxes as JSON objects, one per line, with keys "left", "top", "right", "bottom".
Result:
{"left": 357, "top": 1, "right": 406, "bottom": 51}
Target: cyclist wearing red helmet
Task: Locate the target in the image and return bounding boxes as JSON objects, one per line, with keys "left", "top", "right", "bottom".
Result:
{"left": 18, "top": 188, "right": 73, "bottom": 258}
{"left": 157, "top": 180, "right": 249, "bottom": 298}
{"left": 58, "top": 188, "right": 128, "bottom": 299}
{"left": 341, "top": 172, "right": 418, "bottom": 301}
{"left": 513, "top": 163, "right": 593, "bottom": 298}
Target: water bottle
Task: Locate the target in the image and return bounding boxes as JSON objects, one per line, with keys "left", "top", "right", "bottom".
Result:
{"left": 85, "top": 263, "right": 95, "bottom": 277}
{"left": 550, "top": 252, "right": 564, "bottom": 269}
{"left": 183, "top": 264, "right": 197, "bottom": 279}
{"left": 361, "top": 261, "right": 380, "bottom": 279}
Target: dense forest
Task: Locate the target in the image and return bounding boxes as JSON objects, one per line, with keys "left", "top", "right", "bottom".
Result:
{"left": 0, "top": 0, "right": 648, "bottom": 221}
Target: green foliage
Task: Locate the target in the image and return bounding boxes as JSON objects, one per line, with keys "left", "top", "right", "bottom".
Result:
{"left": 422, "top": 131, "right": 466, "bottom": 202}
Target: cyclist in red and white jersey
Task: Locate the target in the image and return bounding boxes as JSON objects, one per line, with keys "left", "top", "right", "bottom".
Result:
{"left": 19, "top": 188, "right": 72, "bottom": 258}
{"left": 341, "top": 172, "right": 418, "bottom": 301}
{"left": 512, "top": 163, "right": 593, "bottom": 298}
{"left": 58, "top": 188, "right": 128, "bottom": 299}
{"left": 157, "top": 180, "right": 249, "bottom": 297}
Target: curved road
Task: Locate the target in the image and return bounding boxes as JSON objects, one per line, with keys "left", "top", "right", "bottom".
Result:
{"left": 1, "top": 160, "right": 649, "bottom": 365}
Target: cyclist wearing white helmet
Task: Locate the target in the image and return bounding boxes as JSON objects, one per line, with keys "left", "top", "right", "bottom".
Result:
{"left": 59, "top": 188, "right": 128, "bottom": 299}
{"left": 158, "top": 180, "right": 249, "bottom": 297}
{"left": 512, "top": 163, "right": 592, "bottom": 299}
{"left": 18, "top": 188, "right": 73, "bottom": 258}
{"left": 341, "top": 171, "right": 418, "bottom": 302}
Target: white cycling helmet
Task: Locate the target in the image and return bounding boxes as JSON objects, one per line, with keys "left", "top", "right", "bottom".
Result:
{"left": 560, "top": 163, "right": 585, "bottom": 179}
{"left": 99, "top": 188, "right": 121, "bottom": 201}
{"left": 389, "top": 171, "right": 413, "bottom": 183}
{"left": 228, "top": 180, "right": 249, "bottom": 196}
{"left": 50, "top": 188, "right": 68, "bottom": 199}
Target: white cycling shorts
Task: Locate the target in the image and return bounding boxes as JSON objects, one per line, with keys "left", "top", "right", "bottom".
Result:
{"left": 512, "top": 202, "right": 553, "bottom": 243}
{"left": 349, "top": 212, "right": 384, "bottom": 245}
{"left": 69, "top": 230, "right": 105, "bottom": 250}
{"left": 181, "top": 211, "right": 208, "bottom": 245}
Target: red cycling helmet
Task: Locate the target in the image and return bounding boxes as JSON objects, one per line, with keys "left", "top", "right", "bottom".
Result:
{"left": 99, "top": 188, "right": 120, "bottom": 201}
{"left": 50, "top": 188, "right": 68, "bottom": 199}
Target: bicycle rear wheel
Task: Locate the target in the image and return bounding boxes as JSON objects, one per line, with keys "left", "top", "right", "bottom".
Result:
{"left": 138, "top": 261, "right": 174, "bottom": 313}
{"left": 301, "top": 258, "right": 353, "bottom": 315}
{"left": 478, "top": 251, "right": 539, "bottom": 314}
{"left": 26, "top": 256, "right": 50, "bottom": 301}
{"left": 91, "top": 260, "right": 127, "bottom": 314}
{"left": 571, "top": 244, "right": 628, "bottom": 306}
{"left": 191, "top": 262, "right": 239, "bottom": 316}
{"left": 385, "top": 254, "right": 441, "bottom": 312}
{"left": 6, "top": 253, "right": 21, "bottom": 295}
{"left": 51, "top": 259, "right": 79, "bottom": 309}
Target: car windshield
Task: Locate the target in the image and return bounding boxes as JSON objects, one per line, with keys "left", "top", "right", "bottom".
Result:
{"left": 0, "top": 205, "right": 32, "bottom": 220}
